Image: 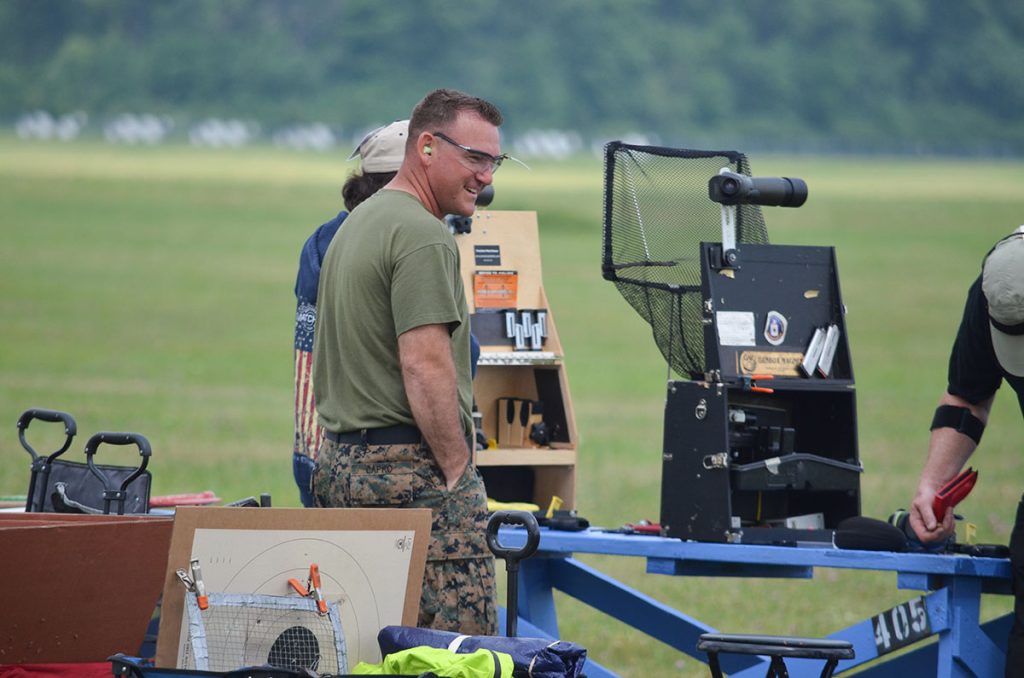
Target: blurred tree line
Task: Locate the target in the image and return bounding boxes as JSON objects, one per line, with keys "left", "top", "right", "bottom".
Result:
{"left": 3, "top": 0, "right": 1023, "bottom": 154}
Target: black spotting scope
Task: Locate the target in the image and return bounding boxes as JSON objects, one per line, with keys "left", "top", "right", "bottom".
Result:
{"left": 708, "top": 171, "right": 808, "bottom": 207}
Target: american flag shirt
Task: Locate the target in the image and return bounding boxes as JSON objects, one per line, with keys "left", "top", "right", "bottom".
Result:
{"left": 293, "top": 211, "right": 346, "bottom": 461}
{"left": 294, "top": 302, "right": 322, "bottom": 459}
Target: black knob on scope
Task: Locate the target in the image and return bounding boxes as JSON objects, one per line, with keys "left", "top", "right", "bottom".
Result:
{"left": 446, "top": 185, "right": 496, "bottom": 234}
{"left": 475, "top": 184, "right": 494, "bottom": 208}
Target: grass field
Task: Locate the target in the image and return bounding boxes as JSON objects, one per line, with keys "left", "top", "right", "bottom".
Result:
{"left": 1, "top": 138, "right": 1022, "bottom": 675}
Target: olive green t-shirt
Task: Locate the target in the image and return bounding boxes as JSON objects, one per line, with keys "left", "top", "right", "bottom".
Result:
{"left": 312, "top": 189, "right": 473, "bottom": 436}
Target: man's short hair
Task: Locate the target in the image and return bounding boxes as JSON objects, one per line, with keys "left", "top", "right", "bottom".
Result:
{"left": 408, "top": 89, "right": 503, "bottom": 149}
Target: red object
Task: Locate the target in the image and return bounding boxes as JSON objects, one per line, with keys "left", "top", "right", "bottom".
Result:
{"left": 148, "top": 490, "right": 220, "bottom": 507}
{"left": 626, "top": 522, "right": 663, "bottom": 535}
{"left": 0, "top": 514, "right": 170, "bottom": 664}
{"left": 0, "top": 662, "right": 112, "bottom": 678}
{"left": 932, "top": 467, "right": 978, "bottom": 522}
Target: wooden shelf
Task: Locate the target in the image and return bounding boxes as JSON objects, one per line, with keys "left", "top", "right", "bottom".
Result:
{"left": 474, "top": 447, "right": 577, "bottom": 467}
{"left": 477, "top": 351, "right": 561, "bottom": 366}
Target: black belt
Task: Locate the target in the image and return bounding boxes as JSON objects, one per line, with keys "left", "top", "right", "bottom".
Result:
{"left": 326, "top": 424, "right": 423, "bottom": 445}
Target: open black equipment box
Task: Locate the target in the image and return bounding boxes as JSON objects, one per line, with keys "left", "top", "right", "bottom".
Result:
{"left": 660, "top": 242, "right": 861, "bottom": 543}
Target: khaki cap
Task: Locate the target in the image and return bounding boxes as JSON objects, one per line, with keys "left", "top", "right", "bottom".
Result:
{"left": 983, "top": 226, "right": 1024, "bottom": 377}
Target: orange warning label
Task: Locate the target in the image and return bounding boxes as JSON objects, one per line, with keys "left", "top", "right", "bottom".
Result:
{"left": 473, "top": 270, "right": 518, "bottom": 309}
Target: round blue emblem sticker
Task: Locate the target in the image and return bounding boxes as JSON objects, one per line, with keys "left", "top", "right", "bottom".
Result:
{"left": 764, "top": 310, "right": 787, "bottom": 346}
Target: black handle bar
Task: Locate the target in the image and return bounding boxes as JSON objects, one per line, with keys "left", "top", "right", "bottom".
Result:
{"left": 84, "top": 431, "right": 152, "bottom": 515}
{"left": 17, "top": 408, "right": 77, "bottom": 462}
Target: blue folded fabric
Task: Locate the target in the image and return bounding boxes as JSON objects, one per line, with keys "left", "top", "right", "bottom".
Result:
{"left": 377, "top": 626, "right": 586, "bottom": 678}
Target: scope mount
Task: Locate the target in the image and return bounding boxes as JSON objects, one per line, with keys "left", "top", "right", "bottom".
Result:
{"left": 716, "top": 168, "right": 739, "bottom": 268}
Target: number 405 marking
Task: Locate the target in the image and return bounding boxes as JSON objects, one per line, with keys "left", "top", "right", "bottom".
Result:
{"left": 872, "top": 596, "right": 931, "bottom": 656}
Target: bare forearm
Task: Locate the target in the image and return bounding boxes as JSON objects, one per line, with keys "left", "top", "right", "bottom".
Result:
{"left": 909, "top": 391, "right": 992, "bottom": 541}
{"left": 399, "top": 326, "right": 468, "bottom": 489}
{"left": 405, "top": 364, "right": 468, "bottom": 485}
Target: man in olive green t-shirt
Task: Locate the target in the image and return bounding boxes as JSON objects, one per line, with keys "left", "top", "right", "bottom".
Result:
{"left": 311, "top": 88, "right": 507, "bottom": 635}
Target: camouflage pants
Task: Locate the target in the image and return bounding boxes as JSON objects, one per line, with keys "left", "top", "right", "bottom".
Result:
{"left": 312, "top": 436, "right": 498, "bottom": 636}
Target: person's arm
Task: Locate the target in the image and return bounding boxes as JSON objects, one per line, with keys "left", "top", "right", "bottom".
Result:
{"left": 909, "top": 390, "right": 994, "bottom": 542}
{"left": 398, "top": 323, "right": 468, "bottom": 490}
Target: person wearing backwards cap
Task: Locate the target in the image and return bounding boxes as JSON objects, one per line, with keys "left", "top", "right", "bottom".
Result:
{"left": 907, "top": 225, "right": 1024, "bottom": 676}
{"left": 292, "top": 120, "right": 409, "bottom": 507}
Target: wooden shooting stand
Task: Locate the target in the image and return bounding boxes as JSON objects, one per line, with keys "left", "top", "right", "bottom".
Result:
{"left": 456, "top": 210, "right": 578, "bottom": 509}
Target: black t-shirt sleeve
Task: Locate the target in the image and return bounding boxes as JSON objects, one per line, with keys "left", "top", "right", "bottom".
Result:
{"left": 947, "top": 276, "right": 1003, "bottom": 404}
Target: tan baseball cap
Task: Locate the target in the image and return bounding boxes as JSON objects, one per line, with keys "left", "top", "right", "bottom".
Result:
{"left": 347, "top": 120, "right": 409, "bottom": 173}
{"left": 982, "top": 225, "right": 1024, "bottom": 377}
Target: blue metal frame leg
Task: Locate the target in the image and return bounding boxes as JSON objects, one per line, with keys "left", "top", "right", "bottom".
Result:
{"left": 517, "top": 556, "right": 1012, "bottom": 677}
{"left": 518, "top": 556, "right": 762, "bottom": 676}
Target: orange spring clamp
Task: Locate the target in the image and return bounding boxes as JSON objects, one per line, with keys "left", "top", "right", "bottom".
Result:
{"left": 288, "top": 562, "right": 328, "bottom": 615}
{"left": 741, "top": 374, "right": 775, "bottom": 394}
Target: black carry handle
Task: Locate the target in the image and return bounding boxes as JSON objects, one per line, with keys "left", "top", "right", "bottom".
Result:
{"left": 487, "top": 509, "right": 541, "bottom": 561}
{"left": 486, "top": 510, "right": 541, "bottom": 637}
{"left": 17, "top": 408, "right": 77, "bottom": 512}
{"left": 84, "top": 431, "right": 152, "bottom": 515}
{"left": 17, "top": 408, "right": 77, "bottom": 462}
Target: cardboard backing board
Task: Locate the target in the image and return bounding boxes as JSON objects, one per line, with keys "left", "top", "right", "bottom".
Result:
{"left": 154, "top": 507, "right": 431, "bottom": 669}
{"left": 0, "top": 513, "right": 173, "bottom": 664}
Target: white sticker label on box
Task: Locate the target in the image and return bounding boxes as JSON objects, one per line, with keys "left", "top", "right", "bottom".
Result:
{"left": 716, "top": 311, "right": 756, "bottom": 346}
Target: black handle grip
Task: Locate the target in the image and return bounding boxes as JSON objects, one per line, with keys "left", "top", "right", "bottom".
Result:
{"left": 84, "top": 431, "right": 153, "bottom": 457}
{"left": 84, "top": 431, "right": 152, "bottom": 514}
{"left": 17, "top": 408, "right": 77, "bottom": 462}
{"left": 486, "top": 510, "right": 540, "bottom": 562}
{"left": 17, "top": 408, "right": 77, "bottom": 433}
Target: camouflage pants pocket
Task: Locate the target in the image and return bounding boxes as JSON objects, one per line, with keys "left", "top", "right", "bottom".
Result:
{"left": 427, "top": 465, "right": 491, "bottom": 561}
{"left": 349, "top": 442, "right": 438, "bottom": 507}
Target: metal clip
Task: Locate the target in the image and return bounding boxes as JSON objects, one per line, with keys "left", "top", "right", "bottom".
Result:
{"left": 175, "top": 568, "right": 192, "bottom": 589}
{"left": 176, "top": 558, "right": 208, "bottom": 610}
{"left": 702, "top": 452, "right": 729, "bottom": 469}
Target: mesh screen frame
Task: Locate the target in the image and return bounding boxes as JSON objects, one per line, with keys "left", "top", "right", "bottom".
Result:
{"left": 182, "top": 592, "right": 347, "bottom": 674}
{"left": 601, "top": 141, "right": 770, "bottom": 378}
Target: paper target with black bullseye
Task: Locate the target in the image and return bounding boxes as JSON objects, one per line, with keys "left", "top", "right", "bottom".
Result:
{"left": 176, "top": 528, "right": 417, "bottom": 666}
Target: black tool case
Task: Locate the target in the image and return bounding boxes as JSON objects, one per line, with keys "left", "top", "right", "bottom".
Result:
{"left": 660, "top": 243, "right": 862, "bottom": 543}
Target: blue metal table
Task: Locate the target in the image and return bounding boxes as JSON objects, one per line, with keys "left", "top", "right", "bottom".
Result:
{"left": 495, "top": 527, "right": 1012, "bottom": 677}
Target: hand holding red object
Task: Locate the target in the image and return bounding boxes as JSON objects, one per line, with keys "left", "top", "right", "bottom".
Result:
{"left": 931, "top": 467, "right": 978, "bottom": 522}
